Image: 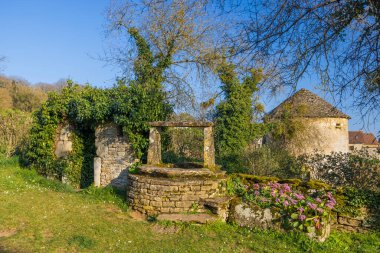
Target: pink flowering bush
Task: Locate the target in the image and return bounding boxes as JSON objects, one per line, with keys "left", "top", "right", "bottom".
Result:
{"left": 244, "top": 182, "right": 336, "bottom": 233}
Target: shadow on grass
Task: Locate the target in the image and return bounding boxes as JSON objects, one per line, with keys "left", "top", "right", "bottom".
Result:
{"left": 4, "top": 156, "right": 129, "bottom": 211}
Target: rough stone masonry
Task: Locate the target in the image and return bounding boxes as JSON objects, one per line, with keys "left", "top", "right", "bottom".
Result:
{"left": 94, "top": 123, "right": 135, "bottom": 189}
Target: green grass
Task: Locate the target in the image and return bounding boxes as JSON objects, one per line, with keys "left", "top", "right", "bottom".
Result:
{"left": 0, "top": 156, "right": 379, "bottom": 252}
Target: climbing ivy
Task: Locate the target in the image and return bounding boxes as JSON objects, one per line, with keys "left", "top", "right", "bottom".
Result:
{"left": 21, "top": 28, "right": 172, "bottom": 188}
{"left": 214, "top": 60, "right": 268, "bottom": 172}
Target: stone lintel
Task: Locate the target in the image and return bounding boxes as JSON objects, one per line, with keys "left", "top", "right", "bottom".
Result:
{"left": 148, "top": 121, "right": 213, "bottom": 127}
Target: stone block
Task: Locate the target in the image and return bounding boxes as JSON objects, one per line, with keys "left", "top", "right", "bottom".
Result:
{"left": 162, "top": 201, "right": 175, "bottom": 208}
{"left": 190, "top": 186, "right": 201, "bottom": 191}
{"left": 94, "top": 157, "right": 101, "bottom": 187}
{"left": 96, "top": 145, "right": 108, "bottom": 157}
{"left": 160, "top": 208, "right": 170, "bottom": 213}
{"left": 150, "top": 201, "right": 163, "bottom": 207}
{"left": 201, "top": 186, "right": 214, "bottom": 191}
{"left": 169, "top": 196, "right": 181, "bottom": 201}
{"left": 181, "top": 195, "right": 199, "bottom": 201}
{"left": 175, "top": 201, "right": 193, "bottom": 208}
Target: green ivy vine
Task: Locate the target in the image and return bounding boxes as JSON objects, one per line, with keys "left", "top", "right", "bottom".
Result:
{"left": 21, "top": 28, "right": 173, "bottom": 188}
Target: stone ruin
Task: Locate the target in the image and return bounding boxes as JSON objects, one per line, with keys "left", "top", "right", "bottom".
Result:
{"left": 126, "top": 121, "right": 230, "bottom": 221}
{"left": 55, "top": 120, "right": 230, "bottom": 221}
{"left": 55, "top": 122, "right": 134, "bottom": 189}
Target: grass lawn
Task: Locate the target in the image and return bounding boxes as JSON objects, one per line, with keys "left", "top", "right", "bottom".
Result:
{"left": 0, "top": 156, "right": 379, "bottom": 252}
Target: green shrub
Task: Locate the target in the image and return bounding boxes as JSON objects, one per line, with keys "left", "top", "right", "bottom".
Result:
{"left": 242, "top": 146, "right": 304, "bottom": 178}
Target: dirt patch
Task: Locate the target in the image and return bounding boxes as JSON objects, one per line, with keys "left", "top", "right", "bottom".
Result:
{"left": 128, "top": 211, "right": 146, "bottom": 221}
{"left": 151, "top": 224, "right": 181, "bottom": 234}
{"left": 42, "top": 230, "right": 54, "bottom": 240}
{"left": 105, "top": 205, "right": 122, "bottom": 214}
{"left": 0, "top": 228, "right": 17, "bottom": 238}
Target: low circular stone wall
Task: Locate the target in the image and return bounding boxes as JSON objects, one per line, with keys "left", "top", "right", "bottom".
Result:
{"left": 127, "top": 165, "right": 226, "bottom": 215}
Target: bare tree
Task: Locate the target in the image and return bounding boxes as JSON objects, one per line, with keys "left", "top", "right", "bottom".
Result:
{"left": 104, "top": 0, "right": 229, "bottom": 111}
{"left": 0, "top": 55, "right": 6, "bottom": 72}
{"left": 219, "top": 0, "right": 380, "bottom": 119}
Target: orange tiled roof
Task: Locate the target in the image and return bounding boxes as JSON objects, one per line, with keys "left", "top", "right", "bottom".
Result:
{"left": 349, "top": 131, "right": 379, "bottom": 145}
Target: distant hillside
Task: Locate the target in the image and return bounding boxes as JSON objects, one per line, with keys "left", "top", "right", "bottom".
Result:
{"left": 0, "top": 76, "right": 49, "bottom": 112}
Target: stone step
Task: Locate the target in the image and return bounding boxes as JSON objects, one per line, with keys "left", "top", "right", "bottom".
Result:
{"left": 199, "top": 196, "right": 231, "bottom": 220}
{"left": 156, "top": 213, "right": 219, "bottom": 224}
{"left": 200, "top": 196, "right": 231, "bottom": 209}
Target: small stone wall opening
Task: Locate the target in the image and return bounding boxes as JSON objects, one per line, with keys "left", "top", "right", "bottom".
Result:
{"left": 160, "top": 126, "right": 204, "bottom": 167}
{"left": 147, "top": 121, "right": 215, "bottom": 169}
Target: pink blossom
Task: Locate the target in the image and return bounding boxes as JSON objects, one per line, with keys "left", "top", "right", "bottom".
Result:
{"left": 298, "top": 207, "right": 305, "bottom": 213}
{"left": 315, "top": 197, "right": 322, "bottom": 203}
{"left": 290, "top": 198, "right": 298, "bottom": 205}
{"left": 317, "top": 208, "right": 324, "bottom": 214}
{"left": 253, "top": 184, "right": 260, "bottom": 190}
{"left": 325, "top": 201, "right": 335, "bottom": 209}
{"left": 283, "top": 200, "right": 289, "bottom": 207}
{"left": 254, "top": 190, "right": 260, "bottom": 196}
{"left": 307, "top": 202, "right": 317, "bottom": 210}
{"left": 294, "top": 193, "right": 305, "bottom": 200}
{"left": 283, "top": 184, "right": 291, "bottom": 192}
{"left": 299, "top": 215, "right": 306, "bottom": 221}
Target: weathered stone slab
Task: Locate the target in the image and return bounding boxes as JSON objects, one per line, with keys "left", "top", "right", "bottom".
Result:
{"left": 137, "top": 165, "right": 226, "bottom": 179}
{"left": 156, "top": 213, "right": 219, "bottom": 224}
{"left": 231, "top": 203, "right": 281, "bottom": 230}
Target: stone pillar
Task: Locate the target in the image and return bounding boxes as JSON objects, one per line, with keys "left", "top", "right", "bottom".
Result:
{"left": 203, "top": 126, "right": 215, "bottom": 168}
{"left": 147, "top": 127, "right": 162, "bottom": 165}
{"left": 94, "top": 157, "right": 101, "bottom": 187}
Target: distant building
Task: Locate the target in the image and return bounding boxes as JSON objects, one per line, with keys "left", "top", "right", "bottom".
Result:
{"left": 266, "top": 89, "right": 350, "bottom": 156}
{"left": 349, "top": 131, "right": 380, "bottom": 157}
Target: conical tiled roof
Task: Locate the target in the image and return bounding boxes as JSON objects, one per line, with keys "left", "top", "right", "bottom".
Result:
{"left": 267, "top": 89, "right": 350, "bottom": 119}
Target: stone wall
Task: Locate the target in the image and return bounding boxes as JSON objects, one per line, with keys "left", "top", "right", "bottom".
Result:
{"left": 332, "top": 212, "right": 373, "bottom": 232}
{"left": 94, "top": 123, "right": 135, "bottom": 189}
{"left": 54, "top": 122, "right": 73, "bottom": 158}
{"left": 229, "top": 201, "right": 331, "bottom": 242}
{"left": 127, "top": 166, "right": 226, "bottom": 215}
{"left": 285, "top": 117, "right": 349, "bottom": 156}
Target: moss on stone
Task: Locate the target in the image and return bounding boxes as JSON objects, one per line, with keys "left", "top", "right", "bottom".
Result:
{"left": 278, "top": 178, "right": 302, "bottom": 186}
{"left": 301, "top": 180, "right": 331, "bottom": 190}
{"left": 237, "top": 174, "right": 280, "bottom": 183}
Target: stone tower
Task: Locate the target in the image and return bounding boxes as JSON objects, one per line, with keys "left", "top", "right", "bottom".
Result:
{"left": 266, "top": 89, "right": 350, "bottom": 155}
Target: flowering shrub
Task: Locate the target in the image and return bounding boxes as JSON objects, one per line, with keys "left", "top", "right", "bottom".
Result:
{"left": 242, "top": 181, "right": 336, "bottom": 233}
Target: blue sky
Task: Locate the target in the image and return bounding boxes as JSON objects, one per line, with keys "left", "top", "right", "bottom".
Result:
{"left": 0, "top": 0, "right": 378, "bottom": 135}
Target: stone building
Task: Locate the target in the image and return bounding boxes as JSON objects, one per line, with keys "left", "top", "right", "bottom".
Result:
{"left": 266, "top": 89, "right": 350, "bottom": 156}
{"left": 349, "top": 131, "right": 380, "bottom": 158}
